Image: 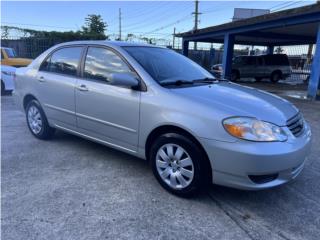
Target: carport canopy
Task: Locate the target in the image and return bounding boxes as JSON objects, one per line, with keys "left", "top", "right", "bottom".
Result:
{"left": 176, "top": 3, "right": 320, "bottom": 99}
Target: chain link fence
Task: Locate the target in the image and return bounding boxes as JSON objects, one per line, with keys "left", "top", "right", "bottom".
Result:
{"left": 1, "top": 37, "right": 314, "bottom": 85}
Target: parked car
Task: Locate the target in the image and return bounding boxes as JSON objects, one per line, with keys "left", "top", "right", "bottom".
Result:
{"left": 1, "top": 65, "right": 16, "bottom": 95}
{"left": 0, "top": 47, "right": 32, "bottom": 67}
{"left": 211, "top": 54, "right": 292, "bottom": 82}
{"left": 14, "top": 41, "right": 311, "bottom": 196}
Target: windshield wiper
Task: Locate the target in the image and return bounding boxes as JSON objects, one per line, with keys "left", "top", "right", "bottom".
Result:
{"left": 193, "top": 77, "right": 230, "bottom": 83}
{"left": 159, "top": 80, "right": 194, "bottom": 86}
{"left": 192, "top": 77, "right": 217, "bottom": 83}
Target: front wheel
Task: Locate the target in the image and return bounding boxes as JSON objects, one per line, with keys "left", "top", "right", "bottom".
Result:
{"left": 150, "top": 133, "right": 210, "bottom": 197}
{"left": 26, "top": 100, "right": 55, "bottom": 139}
{"left": 230, "top": 70, "right": 239, "bottom": 82}
{"left": 270, "top": 71, "right": 282, "bottom": 83}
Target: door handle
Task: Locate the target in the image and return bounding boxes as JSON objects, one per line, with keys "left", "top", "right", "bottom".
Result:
{"left": 77, "top": 84, "right": 89, "bottom": 91}
{"left": 38, "top": 76, "right": 45, "bottom": 82}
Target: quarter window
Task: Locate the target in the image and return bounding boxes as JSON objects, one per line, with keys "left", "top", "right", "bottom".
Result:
{"left": 84, "top": 47, "right": 131, "bottom": 82}
{"left": 40, "top": 47, "right": 83, "bottom": 77}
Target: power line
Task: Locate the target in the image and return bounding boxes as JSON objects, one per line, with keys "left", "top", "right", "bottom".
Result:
{"left": 122, "top": 2, "right": 193, "bottom": 32}
{"left": 271, "top": 1, "right": 305, "bottom": 12}
{"left": 270, "top": 1, "right": 295, "bottom": 10}
{"left": 1, "top": 22, "right": 75, "bottom": 30}
{"left": 143, "top": 13, "right": 193, "bottom": 35}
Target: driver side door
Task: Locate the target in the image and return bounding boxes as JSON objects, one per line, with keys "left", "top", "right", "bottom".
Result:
{"left": 75, "top": 46, "right": 141, "bottom": 153}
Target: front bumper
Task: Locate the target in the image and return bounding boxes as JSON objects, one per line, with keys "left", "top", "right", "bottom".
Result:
{"left": 200, "top": 123, "right": 312, "bottom": 190}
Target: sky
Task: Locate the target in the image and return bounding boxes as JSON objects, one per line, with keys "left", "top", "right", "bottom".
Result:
{"left": 1, "top": 0, "right": 317, "bottom": 47}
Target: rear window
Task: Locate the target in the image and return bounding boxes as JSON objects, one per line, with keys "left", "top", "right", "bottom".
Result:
{"left": 40, "top": 47, "right": 83, "bottom": 77}
{"left": 264, "top": 54, "right": 289, "bottom": 66}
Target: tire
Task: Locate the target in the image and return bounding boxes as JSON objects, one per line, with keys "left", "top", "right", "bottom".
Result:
{"left": 230, "top": 70, "right": 239, "bottom": 82}
{"left": 255, "top": 77, "right": 262, "bottom": 82}
{"left": 150, "top": 133, "right": 210, "bottom": 197}
{"left": 26, "top": 100, "right": 55, "bottom": 139}
{"left": 270, "top": 71, "right": 282, "bottom": 83}
{"left": 1, "top": 81, "right": 5, "bottom": 95}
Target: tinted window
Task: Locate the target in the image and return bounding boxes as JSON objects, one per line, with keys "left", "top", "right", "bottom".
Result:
{"left": 264, "top": 54, "right": 289, "bottom": 66}
{"left": 84, "top": 47, "right": 131, "bottom": 82}
{"left": 124, "top": 47, "right": 212, "bottom": 84}
{"left": 244, "top": 57, "right": 257, "bottom": 65}
{"left": 42, "top": 47, "right": 83, "bottom": 76}
{"left": 257, "top": 56, "right": 263, "bottom": 66}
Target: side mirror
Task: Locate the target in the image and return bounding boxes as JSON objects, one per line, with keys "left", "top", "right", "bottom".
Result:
{"left": 109, "top": 72, "right": 139, "bottom": 89}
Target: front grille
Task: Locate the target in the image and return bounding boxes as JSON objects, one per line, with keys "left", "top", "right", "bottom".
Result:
{"left": 287, "top": 112, "right": 304, "bottom": 137}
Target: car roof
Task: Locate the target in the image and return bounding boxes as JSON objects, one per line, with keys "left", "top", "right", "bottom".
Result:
{"left": 54, "top": 40, "right": 162, "bottom": 48}
{"left": 236, "top": 54, "right": 288, "bottom": 58}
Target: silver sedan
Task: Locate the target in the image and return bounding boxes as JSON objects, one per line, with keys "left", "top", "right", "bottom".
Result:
{"left": 14, "top": 41, "right": 311, "bottom": 196}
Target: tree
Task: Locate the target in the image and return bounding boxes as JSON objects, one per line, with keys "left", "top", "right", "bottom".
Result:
{"left": 82, "top": 14, "right": 107, "bottom": 38}
{"left": 275, "top": 46, "right": 284, "bottom": 54}
{"left": 1, "top": 26, "right": 9, "bottom": 39}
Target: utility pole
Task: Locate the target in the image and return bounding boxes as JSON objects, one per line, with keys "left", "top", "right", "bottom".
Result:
{"left": 192, "top": 0, "right": 201, "bottom": 50}
{"left": 172, "top": 27, "right": 176, "bottom": 49}
{"left": 119, "top": 8, "right": 122, "bottom": 41}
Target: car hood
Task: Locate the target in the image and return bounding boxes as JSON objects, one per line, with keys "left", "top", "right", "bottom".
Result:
{"left": 171, "top": 82, "right": 298, "bottom": 126}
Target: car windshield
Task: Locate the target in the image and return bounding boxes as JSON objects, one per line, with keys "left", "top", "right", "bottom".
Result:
{"left": 123, "top": 46, "right": 213, "bottom": 85}
{"left": 4, "top": 48, "right": 17, "bottom": 58}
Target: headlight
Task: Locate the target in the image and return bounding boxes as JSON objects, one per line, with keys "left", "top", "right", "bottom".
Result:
{"left": 223, "top": 117, "right": 287, "bottom": 142}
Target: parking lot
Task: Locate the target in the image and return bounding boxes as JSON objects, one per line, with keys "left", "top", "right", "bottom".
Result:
{"left": 1, "top": 93, "right": 320, "bottom": 240}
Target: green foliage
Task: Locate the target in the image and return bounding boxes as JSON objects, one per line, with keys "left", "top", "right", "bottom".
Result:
{"left": 82, "top": 14, "right": 107, "bottom": 37}
{"left": 1, "top": 14, "right": 108, "bottom": 41}
{"left": 275, "top": 46, "right": 284, "bottom": 54}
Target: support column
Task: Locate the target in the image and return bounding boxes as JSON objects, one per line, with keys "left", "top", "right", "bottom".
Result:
{"left": 182, "top": 39, "right": 189, "bottom": 56}
{"left": 307, "top": 24, "right": 320, "bottom": 99}
{"left": 267, "top": 46, "right": 274, "bottom": 55}
{"left": 209, "top": 48, "right": 216, "bottom": 67}
{"left": 222, "top": 34, "right": 235, "bottom": 79}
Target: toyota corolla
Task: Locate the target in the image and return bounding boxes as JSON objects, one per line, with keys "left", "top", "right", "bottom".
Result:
{"left": 14, "top": 41, "right": 311, "bottom": 196}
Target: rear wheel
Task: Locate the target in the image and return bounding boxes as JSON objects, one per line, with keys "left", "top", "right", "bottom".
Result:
{"left": 1, "top": 81, "right": 5, "bottom": 95}
{"left": 230, "top": 70, "right": 239, "bottom": 82}
{"left": 26, "top": 100, "right": 55, "bottom": 139}
{"left": 150, "top": 133, "right": 210, "bottom": 197}
{"left": 270, "top": 71, "right": 282, "bottom": 83}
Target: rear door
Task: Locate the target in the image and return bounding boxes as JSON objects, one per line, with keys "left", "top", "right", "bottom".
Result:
{"left": 255, "top": 56, "right": 265, "bottom": 77}
{"left": 36, "top": 46, "right": 84, "bottom": 128}
{"left": 75, "top": 46, "right": 140, "bottom": 152}
{"left": 238, "top": 56, "right": 257, "bottom": 78}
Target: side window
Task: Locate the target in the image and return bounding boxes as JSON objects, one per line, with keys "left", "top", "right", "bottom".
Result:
{"left": 234, "top": 57, "right": 243, "bottom": 64}
{"left": 40, "top": 47, "right": 83, "bottom": 76}
{"left": 245, "top": 57, "right": 257, "bottom": 65}
{"left": 84, "top": 47, "right": 131, "bottom": 82}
